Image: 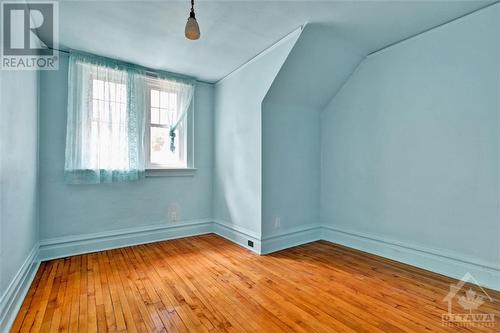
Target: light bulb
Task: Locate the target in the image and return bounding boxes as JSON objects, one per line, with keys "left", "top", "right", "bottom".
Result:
{"left": 185, "top": 13, "right": 200, "bottom": 40}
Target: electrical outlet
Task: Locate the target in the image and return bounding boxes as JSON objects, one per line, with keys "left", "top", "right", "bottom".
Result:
{"left": 274, "top": 217, "right": 281, "bottom": 229}
{"left": 247, "top": 240, "right": 254, "bottom": 248}
{"left": 168, "top": 203, "right": 180, "bottom": 223}
{"left": 169, "top": 210, "right": 178, "bottom": 222}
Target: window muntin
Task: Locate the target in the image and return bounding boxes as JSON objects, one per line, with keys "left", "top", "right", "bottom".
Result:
{"left": 84, "top": 68, "right": 191, "bottom": 172}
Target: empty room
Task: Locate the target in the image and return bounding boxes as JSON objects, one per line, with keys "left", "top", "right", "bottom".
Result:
{"left": 1, "top": 0, "right": 499, "bottom": 332}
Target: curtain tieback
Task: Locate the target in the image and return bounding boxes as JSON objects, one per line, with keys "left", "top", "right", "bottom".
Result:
{"left": 169, "top": 128, "right": 176, "bottom": 152}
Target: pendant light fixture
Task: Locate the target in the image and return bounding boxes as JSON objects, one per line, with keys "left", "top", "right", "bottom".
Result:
{"left": 185, "top": 0, "right": 200, "bottom": 40}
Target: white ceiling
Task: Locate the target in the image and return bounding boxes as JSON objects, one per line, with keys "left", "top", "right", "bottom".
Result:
{"left": 41, "top": 0, "right": 495, "bottom": 83}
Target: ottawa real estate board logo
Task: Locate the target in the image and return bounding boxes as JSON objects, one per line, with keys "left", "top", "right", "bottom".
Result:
{"left": 1, "top": 1, "right": 58, "bottom": 70}
{"left": 442, "top": 273, "right": 495, "bottom": 328}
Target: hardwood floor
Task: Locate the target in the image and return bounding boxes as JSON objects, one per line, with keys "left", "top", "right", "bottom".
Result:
{"left": 11, "top": 234, "right": 500, "bottom": 332}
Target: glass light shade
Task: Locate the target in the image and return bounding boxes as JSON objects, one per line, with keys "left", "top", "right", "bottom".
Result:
{"left": 185, "top": 17, "right": 200, "bottom": 40}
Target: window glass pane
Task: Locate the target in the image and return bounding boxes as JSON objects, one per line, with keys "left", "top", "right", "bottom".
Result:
{"left": 98, "top": 101, "right": 106, "bottom": 122}
{"left": 151, "top": 107, "right": 160, "bottom": 124}
{"left": 120, "top": 103, "right": 127, "bottom": 120}
{"left": 92, "top": 80, "right": 98, "bottom": 100}
{"left": 147, "top": 82, "right": 187, "bottom": 169}
{"left": 150, "top": 126, "right": 186, "bottom": 167}
{"left": 151, "top": 89, "right": 159, "bottom": 107}
{"left": 110, "top": 102, "right": 123, "bottom": 124}
{"left": 150, "top": 126, "right": 168, "bottom": 165}
{"left": 159, "top": 108, "right": 169, "bottom": 125}
{"left": 169, "top": 93, "right": 177, "bottom": 113}
{"left": 160, "top": 91, "right": 168, "bottom": 109}
{"left": 109, "top": 82, "right": 116, "bottom": 101}
{"left": 92, "top": 100, "right": 99, "bottom": 120}
{"left": 93, "top": 79, "right": 104, "bottom": 100}
{"left": 104, "top": 81, "right": 111, "bottom": 100}
{"left": 118, "top": 84, "right": 126, "bottom": 103}
{"left": 89, "top": 79, "right": 129, "bottom": 170}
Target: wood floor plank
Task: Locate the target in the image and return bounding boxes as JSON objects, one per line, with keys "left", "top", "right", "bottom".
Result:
{"left": 10, "top": 263, "right": 47, "bottom": 333}
{"left": 47, "top": 258, "right": 70, "bottom": 333}
{"left": 39, "top": 260, "right": 64, "bottom": 333}
{"left": 19, "top": 261, "right": 57, "bottom": 332}
{"left": 96, "top": 252, "right": 117, "bottom": 332}
{"left": 86, "top": 253, "right": 98, "bottom": 333}
{"left": 11, "top": 234, "right": 500, "bottom": 332}
{"left": 68, "top": 256, "right": 82, "bottom": 333}
{"left": 123, "top": 246, "right": 181, "bottom": 332}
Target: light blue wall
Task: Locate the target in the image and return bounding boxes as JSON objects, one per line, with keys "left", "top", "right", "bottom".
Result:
{"left": 321, "top": 4, "right": 500, "bottom": 266}
{"left": 0, "top": 70, "right": 39, "bottom": 298}
{"left": 212, "top": 29, "right": 301, "bottom": 236}
{"left": 261, "top": 24, "right": 364, "bottom": 238}
{"left": 39, "top": 54, "right": 214, "bottom": 240}
{"left": 261, "top": 102, "right": 320, "bottom": 236}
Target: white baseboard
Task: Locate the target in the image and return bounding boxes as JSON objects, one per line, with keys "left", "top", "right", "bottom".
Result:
{"left": 212, "top": 221, "right": 323, "bottom": 255}
{"left": 4, "top": 220, "right": 499, "bottom": 333}
{"left": 261, "top": 224, "right": 321, "bottom": 254}
{"left": 0, "top": 244, "right": 40, "bottom": 333}
{"left": 39, "top": 219, "right": 263, "bottom": 260}
{"left": 39, "top": 219, "right": 213, "bottom": 261}
{"left": 212, "top": 220, "right": 261, "bottom": 254}
{"left": 322, "top": 225, "right": 500, "bottom": 291}
{"left": 38, "top": 221, "right": 500, "bottom": 291}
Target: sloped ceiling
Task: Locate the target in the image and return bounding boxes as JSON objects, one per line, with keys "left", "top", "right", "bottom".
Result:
{"left": 264, "top": 23, "right": 365, "bottom": 110}
{"left": 37, "top": 0, "right": 494, "bottom": 82}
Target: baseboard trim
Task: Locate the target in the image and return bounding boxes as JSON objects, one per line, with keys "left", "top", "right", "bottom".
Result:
{"left": 39, "top": 219, "right": 213, "bottom": 261}
{"left": 322, "top": 225, "right": 500, "bottom": 291}
{"left": 212, "top": 220, "right": 261, "bottom": 254}
{"left": 0, "top": 244, "right": 40, "bottom": 332}
{"left": 261, "top": 225, "right": 322, "bottom": 254}
{"left": 5, "top": 220, "right": 499, "bottom": 333}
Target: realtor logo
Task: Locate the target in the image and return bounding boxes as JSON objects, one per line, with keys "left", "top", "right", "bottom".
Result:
{"left": 442, "top": 273, "right": 495, "bottom": 328}
{"left": 1, "top": 1, "right": 58, "bottom": 69}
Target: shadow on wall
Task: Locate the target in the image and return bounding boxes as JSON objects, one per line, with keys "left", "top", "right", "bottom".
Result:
{"left": 261, "top": 23, "right": 365, "bottom": 238}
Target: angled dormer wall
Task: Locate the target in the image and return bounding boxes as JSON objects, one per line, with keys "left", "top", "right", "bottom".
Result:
{"left": 212, "top": 28, "right": 302, "bottom": 251}
{"left": 213, "top": 24, "right": 366, "bottom": 252}
{"left": 261, "top": 25, "right": 364, "bottom": 250}
{"left": 319, "top": 3, "right": 500, "bottom": 289}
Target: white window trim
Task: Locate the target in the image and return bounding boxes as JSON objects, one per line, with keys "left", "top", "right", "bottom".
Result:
{"left": 144, "top": 79, "right": 195, "bottom": 176}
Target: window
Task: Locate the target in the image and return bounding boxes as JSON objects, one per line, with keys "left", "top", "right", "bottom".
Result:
{"left": 145, "top": 81, "right": 189, "bottom": 169}
{"left": 65, "top": 52, "right": 195, "bottom": 184}
{"left": 90, "top": 78, "right": 128, "bottom": 170}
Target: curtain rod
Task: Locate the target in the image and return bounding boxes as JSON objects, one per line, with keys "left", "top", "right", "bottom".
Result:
{"left": 46, "top": 46, "right": 210, "bottom": 84}
{"left": 48, "top": 46, "right": 69, "bottom": 54}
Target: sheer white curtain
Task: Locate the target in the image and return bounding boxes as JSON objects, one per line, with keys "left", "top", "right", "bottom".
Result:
{"left": 64, "top": 52, "right": 147, "bottom": 183}
{"left": 152, "top": 77, "right": 194, "bottom": 152}
{"left": 65, "top": 52, "right": 195, "bottom": 183}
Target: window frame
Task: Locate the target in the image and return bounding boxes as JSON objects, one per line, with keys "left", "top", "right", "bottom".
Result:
{"left": 144, "top": 77, "right": 195, "bottom": 174}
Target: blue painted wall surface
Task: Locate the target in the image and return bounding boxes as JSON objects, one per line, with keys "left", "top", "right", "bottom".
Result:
{"left": 212, "top": 29, "right": 300, "bottom": 236}
{"left": 0, "top": 70, "right": 39, "bottom": 297}
{"left": 261, "top": 102, "right": 320, "bottom": 236}
{"left": 321, "top": 4, "right": 500, "bottom": 266}
{"left": 39, "top": 54, "right": 214, "bottom": 240}
{"left": 261, "top": 25, "right": 364, "bottom": 238}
